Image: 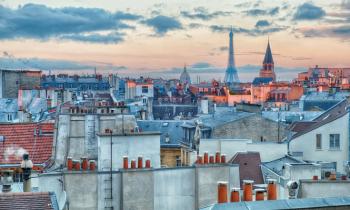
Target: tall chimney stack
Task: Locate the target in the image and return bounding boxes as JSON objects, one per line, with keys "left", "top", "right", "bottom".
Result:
{"left": 21, "top": 154, "right": 33, "bottom": 192}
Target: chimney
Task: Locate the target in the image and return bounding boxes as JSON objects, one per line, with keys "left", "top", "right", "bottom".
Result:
{"left": 21, "top": 154, "right": 33, "bottom": 192}
{"left": 89, "top": 160, "right": 96, "bottom": 171}
{"left": 67, "top": 157, "right": 73, "bottom": 170}
{"left": 215, "top": 152, "right": 221, "bottom": 163}
{"left": 267, "top": 179, "right": 277, "bottom": 200}
{"left": 1, "top": 170, "right": 13, "bottom": 193}
{"left": 209, "top": 155, "right": 214, "bottom": 164}
{"left": 243, "top": 180, "right": 254, "bottom": 201}
{"left": 312, "top": 175, "right": 318, "bottom": 180}
{"left": 145, "top": 159, "right": 151, "bottom": 168}
{"left": 204, "top": 152, "right": 209, "bottom": 164}
{"left": 131, "top": 160, "right": 136, "bottom": 169}
{"left": 81, "top": 157, "right": 88, "bottom": 170}
{"left": 137, "top": 156, "right": 143, "bottom": 168}
{"left": 230, "top": 188, "right": 240, "bottom": 202}
{"left": 197, "top": 155, "right": 203, "bottom": 165}
{"left": 217, "top": 181, "right": 228, "bottom": 203}
{"left": 123, "top": 156, "right": 129, "bottom": 169}
{"left": 221, "top": 154, "right": 226, "bottom": 164}
{"left": 255, "top": 189, "right": 265, "bottom": 201}
{"left": 73, "top": 160, "right": 81, "bottom": 170}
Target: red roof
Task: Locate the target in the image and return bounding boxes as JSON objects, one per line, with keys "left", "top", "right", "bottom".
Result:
{"left": 0, "top": 123, "right": 54, "bottom": 165}
{"left": 0, "top": 192, "right": 57, "bottom": 210}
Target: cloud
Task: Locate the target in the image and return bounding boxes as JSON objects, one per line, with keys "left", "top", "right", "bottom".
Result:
{"left": 181, "top": 7, "right": 233, "bottom": 20}
{"left": 255, "top": 20, "right": 271, "bottom": 28}
{"left": 191, "top": 62, "right": 213, "bottom": 69}
{"left": 293, "top": 3, "right": 326, "bottom": 20}
{"left": 297, "top": 25, "right": 350, "bottom": 40}
{"left": 0, "top": 4, "right": 141, "bottom": 43}
{"left": 188, "top": 23, "right": 203, "bottom": 29}
{"left": 61, "top": 32, "right": 125, "bottom": 44}
{"left": 142, "top": 15, "right": 182, "bottom": 35}
{"left": 0, "top": 55, "right": 127, "bottom": 71}
{"left": 244, "top": 7, "right": 279, "bottom": 16}
{"left": 210, "top": 25, "right": 287, "bottom": 36}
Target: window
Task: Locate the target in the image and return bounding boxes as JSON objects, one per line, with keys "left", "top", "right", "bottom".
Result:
{"left": 316, "top": 134, "right": 322, "bottom": 150}
{"left": 329, "top": 134, "right": 340, "bottom": 149}
{"left": 176, "top": 155, "right": 181, "bottom": 167}
{"left": 7, "top": 114, "right": 12, "bottom": 122}
{"left": 142, "top": 86, "right": 148, "bottom": 93}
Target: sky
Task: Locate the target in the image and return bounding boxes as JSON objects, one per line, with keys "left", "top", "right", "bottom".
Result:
{"left": 0, "top": 0, "right": 349, "bottom": 82}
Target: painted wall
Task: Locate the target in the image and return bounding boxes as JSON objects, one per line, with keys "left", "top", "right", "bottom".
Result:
{"left": 37, "top": 164, "right": 239, "bottom": 210}
{"left": 200, "top": 139, "right": 287, "bottom": 162}
{"left": 289, "top": 113, "right": 349, "bottom": 174}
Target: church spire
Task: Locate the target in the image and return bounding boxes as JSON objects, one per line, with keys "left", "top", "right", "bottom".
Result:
{"left": 263, "top": 38, "right": 274, "bottom": 65}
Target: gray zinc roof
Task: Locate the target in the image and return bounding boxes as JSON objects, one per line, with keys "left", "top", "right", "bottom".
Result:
{"left": 137, "top": 120, "right": 189, "bottom": 147}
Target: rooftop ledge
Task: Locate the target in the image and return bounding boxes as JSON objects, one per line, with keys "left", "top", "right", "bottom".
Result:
{"left": 97, "top": 131, "right": 161, "bottom": 136}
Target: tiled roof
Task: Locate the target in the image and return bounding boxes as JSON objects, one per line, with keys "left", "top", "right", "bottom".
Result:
{"left": 0, "top": 123, "right": 54, "bottom": 165}
{"left": 0, "top": 192, "right": 58, "bottom": 210}
{"left": 229, "top": 151, "right": 264, "bottom": 187}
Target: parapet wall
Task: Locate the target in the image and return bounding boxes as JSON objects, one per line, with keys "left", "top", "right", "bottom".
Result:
{"left": 37, "top": 164, "right": 239, "bottom": 210}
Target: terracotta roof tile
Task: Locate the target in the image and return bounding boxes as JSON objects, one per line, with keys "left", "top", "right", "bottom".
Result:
{"left": 0, "top": 123, "right": 54, "bottom": 165}
{"left": 0, "top": 192, "right": 57, "bottom": 210}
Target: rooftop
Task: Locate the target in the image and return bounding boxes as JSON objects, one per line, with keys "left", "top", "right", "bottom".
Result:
{"left": 201, "top": 196, "right": 350, "bottom": 210}
{"left": 229, "top": 152, "right": 264, "bottom": 187}
{"left": 0, "top": 192, "right": 58, "bottom": 210}
{"left": 0, "top": 123, "right": 54, "bottom": 165}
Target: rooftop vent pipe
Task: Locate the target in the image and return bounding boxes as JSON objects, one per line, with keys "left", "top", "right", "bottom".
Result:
{"left": 21, "top": 153, "right": 33, "bottom": 192}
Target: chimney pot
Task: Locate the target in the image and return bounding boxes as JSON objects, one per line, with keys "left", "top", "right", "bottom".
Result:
{"left": 267, "top": 179, "right": 277, "bottom": 200}
{"left": 329, "top": 172, "right": 337, "bottom": 180}
{"left": 138, "top": 156, "right": 143, "bottom": 168}
{"left": 204, "top": 152, "right": 209, "bottom": 164}
{"left": 131, "top": 160, "right": 136, "bottom": 169}
{"left": 341, "top": 175, "right": 348, "bottom": 180}
{"left": 230, "top": 188, "right": 240, "bottom": 202}
{"left": 145, "top": 159, "right": 151, "bottom": 168}
{"left": 123, "top": 156, "right": 129, "bottom": 169}
{"left": 197, "top": 155, "right": 203, "bottom": 165}
{"left": 81, "top": 157, "right": 88, "bottom": 170}
{"left": 89, "top": 160, "right": 96, "bottom": 171}
{"left": 67, "top": 157, "right": 73, "bottom": 170}
{"left": 209, "top": 155, "right": 214, "bottom": 164}
{"left": 217, "top": 181, "right": 228, "bottom": 203}
{"left": 312, "top": 175, "right": 318, "bottom": 180}
{"left": 243, "top": 180, "right": 254, "bottom": 201}
{"left": 255, "top": 189, "right": 265, "bottom": 201}
{"left": 221, "top": 154, "right": 226, "bottom": 164}
{"left": 215, "top": 152, "right": 221, "bottom": 164}
{"left": 73, "top": 160, "right": 81, "bottom": 170}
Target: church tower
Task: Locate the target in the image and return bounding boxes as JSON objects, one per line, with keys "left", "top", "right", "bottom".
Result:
{"left": 259, "top": 38, "right": 276, "bottom": 81}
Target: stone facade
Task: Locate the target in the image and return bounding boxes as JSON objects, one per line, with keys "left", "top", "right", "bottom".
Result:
{"left": 212, "top": 114, "right": 288, "bottom": 142}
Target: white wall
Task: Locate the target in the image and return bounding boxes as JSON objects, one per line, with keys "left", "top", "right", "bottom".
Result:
{"left": 97, "top": 133, "right": 161, "bottom": 171}
{"left": 200, "top": 139, "right": 287, "bottom": 162}
{"left": 289, "top": 113, "right": 349, "bottom": 174}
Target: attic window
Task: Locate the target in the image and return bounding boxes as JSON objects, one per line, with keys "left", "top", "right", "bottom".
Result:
{"left": 165, "top": 133, "right": 170, "bottom": 143}
{"left": 0, "top": 136, "right": 4, "bottom": 142}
